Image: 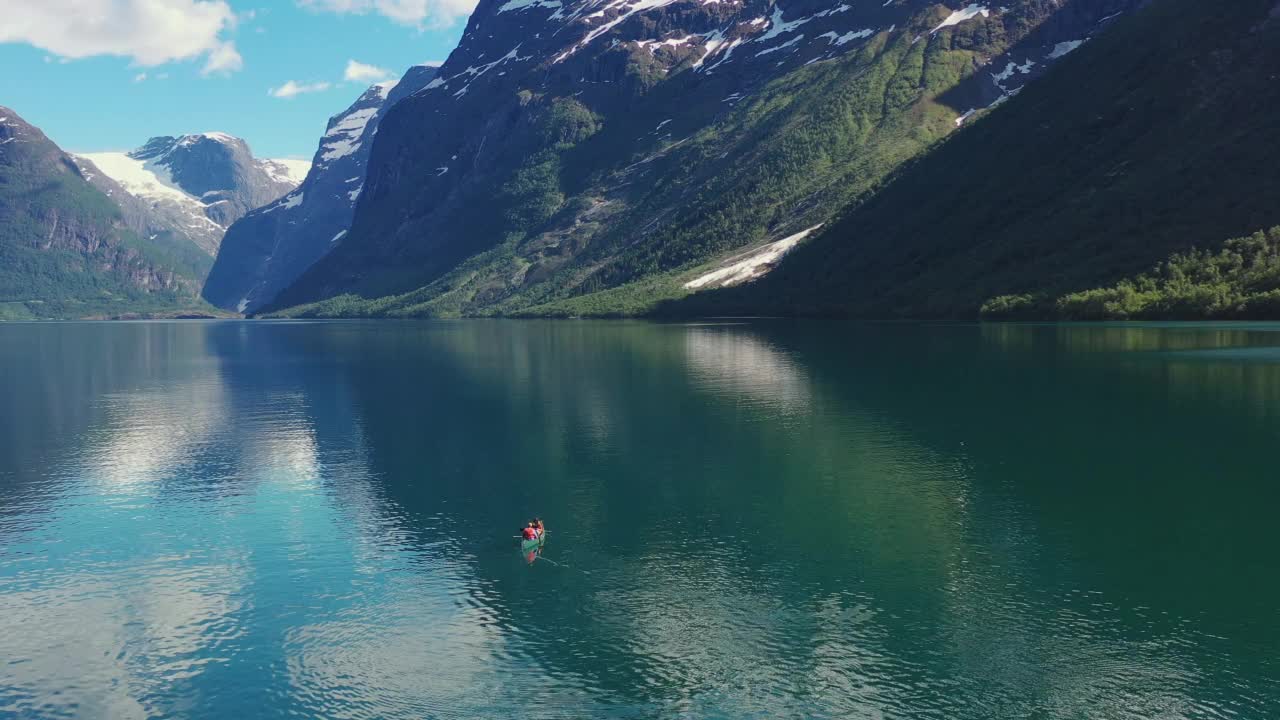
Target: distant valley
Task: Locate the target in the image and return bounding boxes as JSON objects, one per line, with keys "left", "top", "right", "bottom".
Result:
{"left": 202, "top": 65, "right": 439, "bottom": 314}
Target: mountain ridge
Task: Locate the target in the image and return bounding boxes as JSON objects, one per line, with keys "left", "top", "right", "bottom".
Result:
{"left": 266, "top": 0, "right": 1138, "bottom": 317}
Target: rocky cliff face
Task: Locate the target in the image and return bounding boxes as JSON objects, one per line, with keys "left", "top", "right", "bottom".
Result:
{"left": 0, "top": 107, "right": 209, "bottom": 319}
{"left": 202, "top": 66, "right": 439, "bottom": 313}
{"left": 268, "top": 0, "right": 1139, "bottom": 317}
{"left": 74, "top": 133, "right": 305, "bottom": 259}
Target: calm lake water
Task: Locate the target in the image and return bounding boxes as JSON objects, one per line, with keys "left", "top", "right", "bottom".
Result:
{"left": 1, "top": 320, "right": 1277, "bottom": 719}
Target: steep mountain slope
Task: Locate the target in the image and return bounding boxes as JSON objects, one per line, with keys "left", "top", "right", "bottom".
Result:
{"left": 685, "top": 0, "right": 1280, "bottom": 318}
{"left": 74, "top": 133, "right": 305, "bottom": 258}
{"left": 267, "top": 0, "right": 1137, "bottom": 317}
{"left": 0, "top": 108, "right": 211, "bottom": 319}
{"left": 202, "top": 66, "right": 439, "bottom": 314}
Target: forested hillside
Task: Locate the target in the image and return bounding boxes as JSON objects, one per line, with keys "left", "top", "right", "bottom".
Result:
{"left": 682, "top": 0, "right": 1280, "bottom": 318}
{"left": 0, "top": 109, "right": 211, "bottom": 319}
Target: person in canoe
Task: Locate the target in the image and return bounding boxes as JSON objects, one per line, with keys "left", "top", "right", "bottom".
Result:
{"left": 533, "top": 518, "right": 545, "bottom": 538}
{"left": 521, "top": 522, "right": 539, "bottom": 542}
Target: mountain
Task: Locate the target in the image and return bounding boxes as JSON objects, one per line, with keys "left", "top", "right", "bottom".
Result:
{"left": 202, "top": 65, "right": 440, "bottom": 314}
{"left": 0, "top": 108, "right": 212, "bottom": 319}
{"left": 73, "top": 133, "right": 306, "bottom": 259}
{"left": 678, "top": 0, "right": 1280, "bottom": 319}
{"left": 265, "top": 0, "right": 1139, "bottom": 317}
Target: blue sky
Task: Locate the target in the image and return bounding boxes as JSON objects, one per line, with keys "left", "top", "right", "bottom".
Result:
{"left": 0, "top": 1, "right": 470, "bottom": 159}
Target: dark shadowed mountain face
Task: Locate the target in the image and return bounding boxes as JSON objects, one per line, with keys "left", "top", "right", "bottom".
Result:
{"left": 73, "top": 133, "right": 305, "bottom": 259}
{"left": 202, "top": 66, "right": 440, "bottom": 314}
{"left": 686, "top": 0, "right": 1280, "bottom": 319}
{"left": 267, "top": 0, "right": 1138, "bottom": 318}
{"left": 0, "top": 108, "right": 210, "bottom": 319}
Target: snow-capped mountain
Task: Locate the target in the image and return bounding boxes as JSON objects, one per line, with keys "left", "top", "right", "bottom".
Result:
{"left": 74, "top": 133, "right": 307, "bottom": 257}
{"left": 269, "top": 0, "right": 1139, "bottom": 316}
{"left": 202, "top": 65, "right": 439, "bottom": 313}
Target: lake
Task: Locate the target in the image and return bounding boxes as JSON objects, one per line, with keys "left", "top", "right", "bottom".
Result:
{"left": 1, "top": 320, "right": 1277, "bottom": 719}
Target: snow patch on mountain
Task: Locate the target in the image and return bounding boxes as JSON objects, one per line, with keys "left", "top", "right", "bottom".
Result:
{"left": 320, "top": 108, "right": 379, "bottom": 162}
{"left": 167, "top": 132, "right": 242, "bottom": 153}
{"left": 755, "top": 4, "right": 850, "bottom": 44}
{"left": 704, "top": 37, "right": 748, "bottom": 71}
{"left": 200, "top": 131, "right": 240, "bottom": 144}
{"left": 932, "top": 3, "right": 989, "bottom": 34}
{"left": 451, "top": 45, "right": 531, "bottom": 94}
{"left": 264, "top": 158, "right": 312, "bottom": 185}
{"left": 992, "top": 58, "right": 1036, "bottom": 87}
{"left": 684, "top": 224, "right": 822, "bottom": 289}
{"left": 692, "top": 30, "right": 731, "bottom": 68}
{"left": 280, "top": 192, "right": 304, "bottom": 210}
{"left": 756, "top": 5, "right": 814, "bottom": 44}
{"left": 756, "top": 34, "right": 805, "bottom": 56}
{"left": 421, "top": 45, "right": 531, "bottom": 97}
{"left": 819, "top": 28, "right": 874, "bottom": 46}
{"left": 498, "top": 0, "right": 562, "bottom": 12}
{"left": 76, "top": 152, "right": 211, "bottom": 210}
{"left": 637, "top": 34, "right": 697, "bottom": 53}
{"left": 1047, "top": 39, "right": 1085, "bottom": 59}
{"left": 553, "top": 0, "right": 682, "bottom": 63}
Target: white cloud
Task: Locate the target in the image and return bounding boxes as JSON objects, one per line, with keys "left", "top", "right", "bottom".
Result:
{"left": 202, "top": 41, "right": 243, "bottom": 75}
{"left": 298, "top": 0, "right": 478, "bottom": 28}
{"left": 133, "top": 72, "right": 148, "bottom": 82}
{"left": 344, "top": 59, "right": 391, "bottom": 83}
{"left": 269, "top": 80, "right": 333, "bottom": 99}
{"left": 0, "top": 0, "right": 244, "bottom": 73}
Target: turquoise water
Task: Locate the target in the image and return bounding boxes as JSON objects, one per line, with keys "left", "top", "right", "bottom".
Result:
{"left": 0, "top": 320, "right": 1277, "bottom": 718}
